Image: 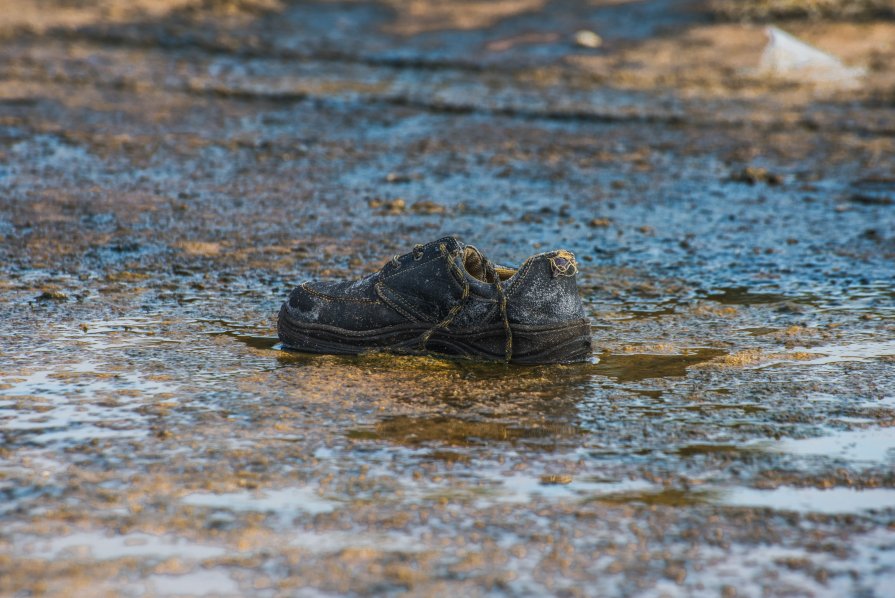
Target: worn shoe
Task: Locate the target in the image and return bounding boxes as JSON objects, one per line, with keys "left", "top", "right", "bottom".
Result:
{"left": 277, "top": 237, "right": 592, "bottom": 364}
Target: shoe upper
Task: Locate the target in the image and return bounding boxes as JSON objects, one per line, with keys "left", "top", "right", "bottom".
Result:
{"left": 281, "top": 236, "right": 588, "bottom": 351}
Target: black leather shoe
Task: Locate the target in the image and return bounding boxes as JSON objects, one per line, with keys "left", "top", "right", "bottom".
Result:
{"left": 277, "top": 237, "right": 592, "bottom": 364}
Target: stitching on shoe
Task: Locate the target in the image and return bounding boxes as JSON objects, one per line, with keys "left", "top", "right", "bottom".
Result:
{"left": 386, "top": 287, "right": 434, "bottom": 323}
{"left": 446, "top": 256, "right": 468, "bottom": 293}
{"left": 380, "top": 254, "right": 440, "bottom": 281}
{"left": 505, "top": 259, "right": 533, "bottom": 298}
{"left": 375, "top": 282, "right": 434, "bottom": 323}
{"left": 377, "top": 291, "right": 417, "bottom": 322}
{"left": 301, "top": 282, "right": 379, "bottom": 304}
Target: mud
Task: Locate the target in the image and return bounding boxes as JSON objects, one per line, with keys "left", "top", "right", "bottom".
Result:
{"left": 1, "top": 0, "right": 894, "bottom": 596}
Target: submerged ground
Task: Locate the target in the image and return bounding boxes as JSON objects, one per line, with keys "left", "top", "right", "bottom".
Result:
{"left": 1, "top": 0, "right": 894, "bottom": 596}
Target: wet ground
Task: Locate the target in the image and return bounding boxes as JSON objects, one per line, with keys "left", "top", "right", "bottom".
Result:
{"left": 1, "top": 0, "right": 894, "bottom": 596}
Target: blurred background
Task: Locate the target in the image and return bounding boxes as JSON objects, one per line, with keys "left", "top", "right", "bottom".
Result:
{"left": 2, "top": 2, "right": 894, "bottom": 597}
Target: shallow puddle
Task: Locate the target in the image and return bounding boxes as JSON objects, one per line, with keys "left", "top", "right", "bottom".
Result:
{"left": 491, "top": 475, "right": 654, "bottom": 505}
{"left": 0, "top": 362, "right": 175, "bottom": 445}
{"left": 182, "top": 486, "right": 338, "bottom": 518}
{"left": 21, "top": 532, "right": 226, "bottom": 561}
{"left": 289, "top": 530, "right": 424, "bottom": 554}
{"left": 69, "top": 317, "right": 183, "bottom": 349}
{"left": 780, "top": 427, "right": 895, "bottom": 464}
{"left": 587, "top": 485, "right": 895, "bottom": 515}
{"left": 592, "top": 487, "right": 720, "bottom": 508}
{"left": 722, "top": 486, "right": 895, "bottom": 514}
{"left": 789, "top": 340, "right": 895, "bottom": 366}
{"left": 348, "top": 415, "right": 582, "bottom": 448}
{"left": 212, "top": 330, "right": 280, "bottom": 350}
{"left": 591, "top": 348, "right": 726, "bottom": 382}
{"left": 149, "top": 570, "right": 239, "bottom": 597}
{"left": 705, "top": 286, "right": 804, "bottom": 306}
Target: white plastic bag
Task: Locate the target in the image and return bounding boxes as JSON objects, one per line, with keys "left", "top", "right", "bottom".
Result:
{"left": 759, "top": 26, "right": 865, "bottom": 87}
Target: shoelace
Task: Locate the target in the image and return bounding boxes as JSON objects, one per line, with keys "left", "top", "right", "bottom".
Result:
{"left": 416, "top": 243, "right": 513, "bottom": 363}
{"left": 391, "top": 244, "right": 424, "bottom": 269}
{"left": 484, "top": 259, "right": 513, "bottom": 362}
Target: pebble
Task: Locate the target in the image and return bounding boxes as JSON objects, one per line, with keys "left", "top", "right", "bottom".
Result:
{"left": 574, "top": 30, "right": 603, "bottom": 49}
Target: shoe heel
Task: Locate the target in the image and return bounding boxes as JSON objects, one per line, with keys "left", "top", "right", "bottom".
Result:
{"left": 508, "top": 319, "right": 593, "bottom": 364}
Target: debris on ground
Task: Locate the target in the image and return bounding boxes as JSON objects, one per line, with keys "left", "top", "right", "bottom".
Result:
{"left": 758, "top": 26, "right": 866, "bottom": 87}
{"left": 368, "top": 197, "right": 407, "bottom": 214}
{"left": 574, "top": 30, "right": 603, "bottom": 49}
{"left": 410, "top": 200, "right": 447, "bottom": 214}
{"left": 730, "top": 166, "right": 784, "bottom": 185}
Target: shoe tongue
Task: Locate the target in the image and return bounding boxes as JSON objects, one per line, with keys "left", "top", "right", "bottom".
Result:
{"left": 462, "top": 245, "right": 492, "bottom": 283}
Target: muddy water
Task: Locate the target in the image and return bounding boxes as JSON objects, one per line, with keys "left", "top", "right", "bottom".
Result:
{"left": 2, "top": 0, "right": 895, "bottom": 596}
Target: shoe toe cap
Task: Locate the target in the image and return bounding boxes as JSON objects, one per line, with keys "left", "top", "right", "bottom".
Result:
{"left": 285, "top": 284, "right": 323, "bottom": 322}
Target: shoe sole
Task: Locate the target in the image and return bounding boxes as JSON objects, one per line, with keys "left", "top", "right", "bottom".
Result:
{"left": 277, "top": 304, "right": 592, "bottom": 364}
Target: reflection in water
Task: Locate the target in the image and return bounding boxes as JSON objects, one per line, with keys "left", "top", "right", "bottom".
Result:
{"left": 22, "top": 532, "right": 226, "bottom": 561}
{"left": 0, "top": 362, "right": 175, "bottom": 447}
{"left": 348, "top": 415, "right": 582, "bottom": 448}
{"left": 591, "top": 348, "right": 725, "bottom": 382}
{"left": 706, "top": 284, "right": 895, "bottom": 316}
{"left": 593, "top": 488, "right": 720, "bottom": 508}
{"left": 780, "top": 426, "right": 895, "bottom": 463}
{"left": 182, "top": 486, "right": 337, "bottom": 518}
{"left": 216, "top": 330, "right": 280, "bottom": 350}
{"left": 676, "top": 443, "right": 760, "bottom": 457}
{"left": 268, "top": 345, "right": 729, "bottom": 451}
{"left": 489, "top": 475, "right": 654, "bottom": 505}
{"left": 426, "top": 450, "right": 471, "bottom": 463}
{"left": 788, "top": 340, "right": 895, "bottom": 366}
{"left": 272, "top": 342, "right": 723, "bottom": 383}
{"left": 589, "top": 485, "right": 895, "bottom": 514}
{"left": 706, "top": 287, "right": 802, "bottom": 305}
{"left": 602, "top": 301, "right": 679, "bottom": 320}
{"left": 272, "top": 350, "right": 597, "bottom": 412}
{"left": 151, "top": 571, "right": 239, "bottom": 597}
{"left": 722, "top": 486, "right": 895, "bottom": 514}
